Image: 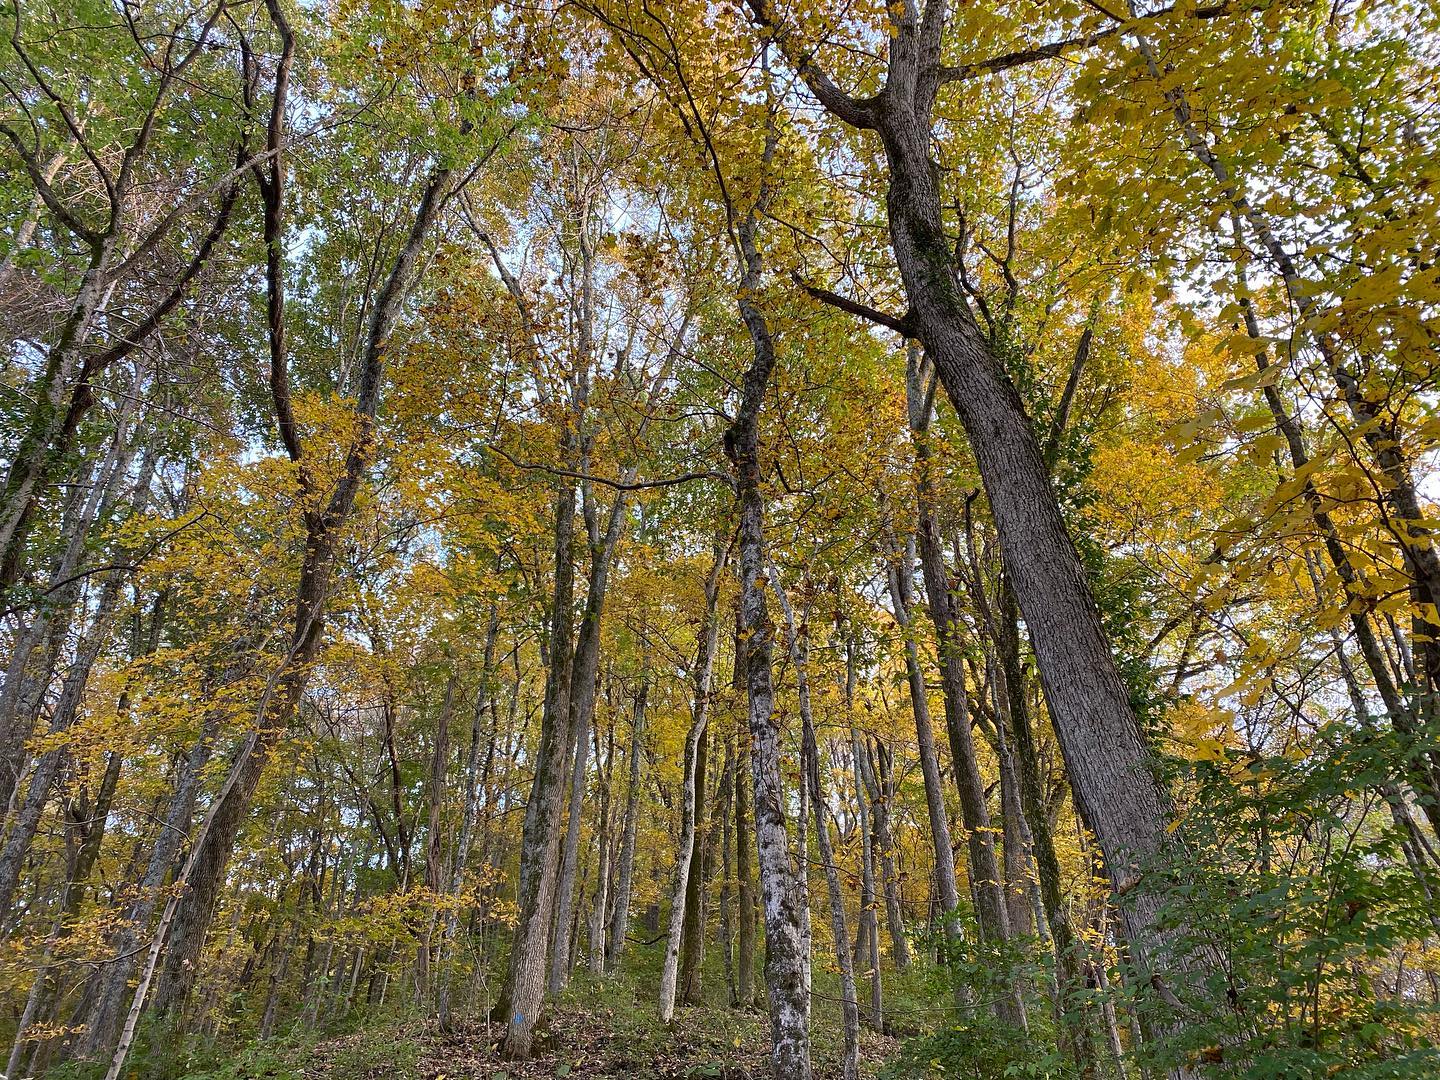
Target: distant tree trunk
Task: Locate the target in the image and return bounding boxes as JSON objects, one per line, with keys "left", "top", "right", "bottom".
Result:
{"left": 772, "top": 571, "right": 859, "bottom": 1080}
{"left": 883, "top": 542, "right": 962, "bottom": 940}
{"left": 678, "top": 720, "right": 710, "bottom": 1004}
{"left": 587, "top": 720, "right": 614, "bottom": 975}
{"left": 987, "top": 673, "right": 1038, "bottom": 939}
{"left": 907, "top": 349, "right": 1025, "bottom": 1028}
{"left": 734, "top": 710, "right": 758, "bottom": 1008}
{"left": 659, "top": 542, "right": 725, "bottom": 1022}
{"left": 74, "top": 702, "right": 222, "bottom": 1060}
{"left": 718, "top": 739, "right": 738, "bottom": 1005}
{"left": 0, "top": 387, "right": 143, "bottom": 823}
{"left": 604, "top": 680, "right": 647, "bottom": 974}
{"left": 866, "top": 736, "right": 910, "bottom": 971}
{"left": 417, "top": 675, "right": 457, "bottom": 1004}
{"left": 438, "top": 607, "right": 500, "bottom": 1030}
{"left": 845, "top": 637, "right": 884, "bottom": 1028}
{"left": 105, "top": 109, "right": 462, "bottom": 1078}
{"left": 550, "top": 482, "right": 628, "bottom": 994}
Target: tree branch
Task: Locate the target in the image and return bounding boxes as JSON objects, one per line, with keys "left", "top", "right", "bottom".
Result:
{"left": 938, "top": 3, "right": 1231, "bottom": 83}
{"left": 487, "top": 444, "right": 735, "bottom": 492}
{"left": 792, "top": 272, "right": 913, "bottom": 337}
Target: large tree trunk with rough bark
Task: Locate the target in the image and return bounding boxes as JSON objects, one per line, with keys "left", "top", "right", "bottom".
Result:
{"left": 501, "top": 483, "right": 578, "bottom": 1058}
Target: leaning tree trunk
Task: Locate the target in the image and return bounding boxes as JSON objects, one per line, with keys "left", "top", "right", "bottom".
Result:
{"left": 758, "top": 9, "right": 1206, "bottom": 1040}
{"left": 878, "top": 106, "right": 1195, "bottom": 1019}
{"left": 102, "top": 136, "right": 459, "bottom": 1080}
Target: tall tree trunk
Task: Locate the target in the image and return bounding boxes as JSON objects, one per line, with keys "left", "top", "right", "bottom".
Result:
{"left": 74, "top": 701, "right": 222, "bottom": 1060}
{"left": 845, "top": 637, "right": 885, "bottom": 1027}
{"left": 734, "top": 710, "right": 758, "bottom": 1008}
{"left": 906, "top": 356, "right": 1025, "bottom": 1026}
{"left": 718, "top": 738, "right": 738, "bottom": 1005}
{"left": 759, "top": 10, "right": 1205, "bottom": 1039}
{"left": 883, "top": 544, "right": 962, "bottom": 938}
{"left": 995, "top": 582, "right": 1096, "bottom": 1076}
{"left": 417, "top": 675, "right": 457, "bottom": 1005}
{"left": 101, "top": 118, "right": 461, "bottom": 1077}
{"left": 725, "top": 184, "right": 811, "bottom": 1076}
{"left": 867, "top": 737, "right": 910, "bottom": 971}
{"left": 587, "top": 719, "right": 614, "bottom": 975}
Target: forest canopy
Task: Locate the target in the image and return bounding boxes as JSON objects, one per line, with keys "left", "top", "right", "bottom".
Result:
{"left": 0, "top": 1, "right": 1438, "bottom": 1079}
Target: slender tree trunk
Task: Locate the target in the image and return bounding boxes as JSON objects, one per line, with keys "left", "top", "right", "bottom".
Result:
{"left": 846, "top": 675, "right": 885, "bottom": 1027}
{"left": 735, "top": 714, "right": 758, "bottom": 1007}
{"left": 772, "top": 573, "right": 859, "bottom": 1080}
{"left": 438, "top": 608, "right": 500, "bottom": 1029}
{"left": 550, "top": 483, "right": 629, "bottom": 993}
{"left": 417, "top": 675, "right": 456, "bottom": 1004}
{"left": 906, "top": 370, "right": 1025, "bottom": 1024}
{"left": 883, "top": 545, "right": 962, "bottom": 937}
{"left": 718, "top": 738, "right": 738, "bottom": 1005}
{"left": 678, "top": 719, "right": 710, "bottom": 1003}
{"left": 605, "top": 680, "right": 647, "bottom": 974}
{"left": 105, "top": 143, "right": 461, "bottom": 1078}
{"left": 660, "top": 543, "right": 725, "bottom": 1021}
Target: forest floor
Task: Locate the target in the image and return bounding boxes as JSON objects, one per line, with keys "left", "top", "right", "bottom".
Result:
{"left": 295, "top": 998, "right": 902, "bottom": 1080}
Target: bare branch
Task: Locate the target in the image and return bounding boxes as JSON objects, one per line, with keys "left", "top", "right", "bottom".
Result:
{"left": 487, "top": 444, "right": 734, "bottom": 492}
{"left": 792, "top": 272, "right": 913, "bottom": 337}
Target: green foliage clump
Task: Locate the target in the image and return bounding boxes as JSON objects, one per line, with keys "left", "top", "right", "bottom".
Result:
{"left": 879, "top": 1020, "right": 1075, "bottom": 1080}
